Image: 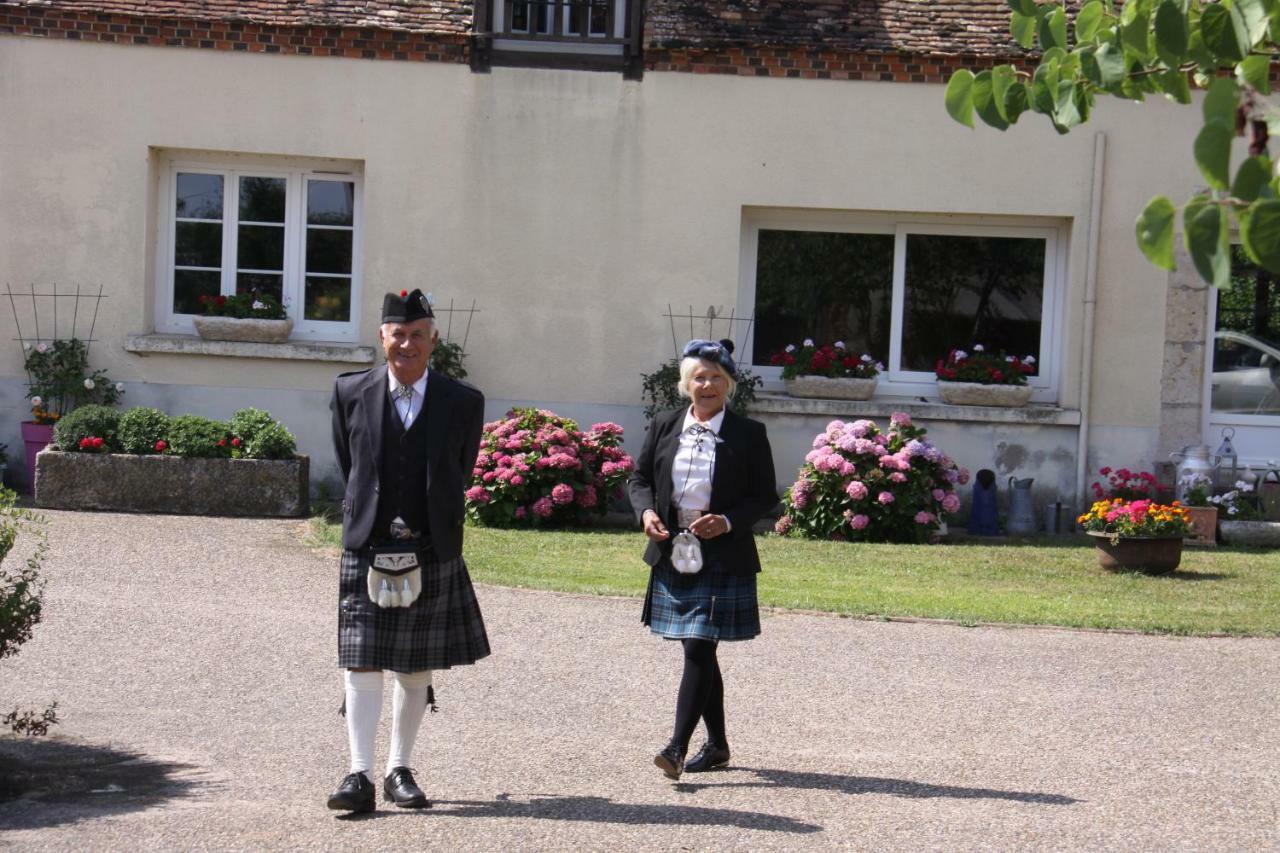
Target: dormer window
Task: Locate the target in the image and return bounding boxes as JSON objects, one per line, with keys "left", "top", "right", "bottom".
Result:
{"left": 472, "top": 0, "right": 644, "bottom": 77}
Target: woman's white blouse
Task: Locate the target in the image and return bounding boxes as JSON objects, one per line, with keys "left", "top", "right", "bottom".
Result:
{"left": 671, "top": 407, "right": 726, "bottom": 511}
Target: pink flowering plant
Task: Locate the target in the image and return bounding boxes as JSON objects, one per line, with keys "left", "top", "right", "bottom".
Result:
{"left": 774, "top": 413, "right": 970, "bottom": 543}
{"left": 770, "top": 339, "right": 882, "bottom": 380}
{"left": 466, "top": 407, "right": 634, "bottom": 527}
{"left": 1090, "top": 466, "right": 1160, "bottom": 501}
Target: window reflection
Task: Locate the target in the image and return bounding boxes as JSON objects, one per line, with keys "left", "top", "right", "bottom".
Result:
{"left": 175, "top": 173, "right": 223, "bottom": 219}
{"left": 1212, "top": 248, "right": 1280, "bottom": 415}
{"left": 307, "top": 180, "right": 354, "bottom": 226}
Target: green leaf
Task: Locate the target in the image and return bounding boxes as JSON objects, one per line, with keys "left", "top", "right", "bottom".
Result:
{"left": 1202, "top": 76, "right": 1239, "bottom": 127}
{"left": 1030, "top": 77, "right": 1055, "bottom": 113}
{"left": 1076, "top": 0, "right": 1107, "bottom": 42}
{"left": 1121, "top": 0, "right": 1153, "bottom": 56}
{"left": 1240, "top": 198, "right": 1280, "bottom": 273}
{"left": 1011, "top": 9, "right": 1038, "bottom": 48}
{"left": 1159, "top": 68, "right": 1193, "bottom": 104}
{"left": 1007, "top": 0, "right": 1038, "bottom": 15}
{"left": 1095, "top": 41, "right": 1127, "bottom": 86}
{"left": 1003, "top": 80, "right": 1031, "bottom": 123}
{"left": 1154, "top": 0, "right": 1189, "bottom": 66}
{"left": 1186, "top": 27, "right": 1218, "bottom": 71}
{"left": 1232, "top": 155, "right": 1272, "bottom": 201}
{"left": 945, "top": 69, "right": 976, "bottom": 128}
{"left": 1235, "top": 0, "right": 1270, "bottom": 45}
{"left": 991, "top": 65, "right": 1017, "bottom": 120}
{"left": 1185, "top": 203, "right": 1230, "bottom": 287}
{"left": 972, "top": 70, "right": 1011, "bottom": 129}
{"left": 1194, "top": 122, "right": 1234, "bottom": 189}
{"left": 1200, "top": 2, "right": 1247, "bottom": 62}
{"left": 1238, "top": 53, "right": 1272, "bottom": 95}
{"left": 1053, "top": 79, "right": 1084, "bottom": 129}
{"left": 1135, "top": 196, "right": 1178, "bottom": 269}
{"left": 1040, "top": 4, "right": 1069, "bottom": 50}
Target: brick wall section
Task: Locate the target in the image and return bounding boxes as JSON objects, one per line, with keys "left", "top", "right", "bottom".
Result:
{"left": 646, "top": 47, "right": 1029, "bottom": 83}
{"left": 0, "top": 7, "right": 469, "bottom": 62}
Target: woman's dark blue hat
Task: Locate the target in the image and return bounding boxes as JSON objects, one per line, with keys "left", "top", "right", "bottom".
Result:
{"left": 683, "top": 338, "right": 736, "bottom": 374}
{"left": 382, "top": 288, "right": 435, "bottom": 323}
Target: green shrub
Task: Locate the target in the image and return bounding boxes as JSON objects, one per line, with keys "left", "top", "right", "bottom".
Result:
{"left": 229, "top": 408, "right": 275, "bottom": 445}
{"left": 430, "top": 340, "right": 468, "bottom": 380}
{"left": 640, "top": 359, "right": 763, "bottom": 420}
{"left": 166, "top": 415, "right": 230, "bottom": 458}
{"left": 117, "top": 407, "right": 171, "bottom": 454}
{"left": 242, "top": 421, "right": 296, "bottom": 460}
{"left": 53, "top": 405, "right": 121, "bottom": 452}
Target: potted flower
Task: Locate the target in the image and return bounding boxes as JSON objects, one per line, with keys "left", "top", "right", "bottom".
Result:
{"left": 1213, "top": 481, "right": 1280, "bottom": 547}
{"left": 771, "top": 339, "right": 883, "bottom": 400}
{"left": 1091, "top": 466, "right": 1160, "bottom": 501}
{"left": 1177, "top": 472, "right": 1217, "bottom": 545}
{"left": 22, "top": 339, "right": 123, "bottom": 491}
{"left": 935, "top": 345, "right": 1035, "bottom": 407}
{"left": 192, "top": 291, "right": 292, "bottom": 343}
{"left": 1077, "top": 498, "right": 1193, "bottom": 574}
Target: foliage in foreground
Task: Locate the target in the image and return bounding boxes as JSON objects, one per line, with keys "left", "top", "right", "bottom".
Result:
{"left": 0, "top": 487, "right": 56, "bottom": 736}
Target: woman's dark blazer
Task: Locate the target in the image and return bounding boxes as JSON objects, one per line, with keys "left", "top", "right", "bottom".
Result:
{"left": 628, "top": 407, "right": 779, "bottom": 577}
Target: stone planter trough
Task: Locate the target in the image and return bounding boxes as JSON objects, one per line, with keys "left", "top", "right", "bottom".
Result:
{"left": 937, "top": 381, "right": 1033, "bottom": 407}
{"left": 1087, "top": 532, "right": 1183, "bottom": 574}
{"left": 193, "top": 316, "right": 293, "bottom": 344}
{"left": 784, "top": 376, "right": 877, "bottom": 400}
{"left": 1218, "top": 520, "right": 1280, "bottom": 547}
{"left": 35, "top": 450, "right": 309, "bottom": 517}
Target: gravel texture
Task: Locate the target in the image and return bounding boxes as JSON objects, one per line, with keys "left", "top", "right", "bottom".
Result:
{"left": 1, "top": 511, "right": 1277, "bottom": 851}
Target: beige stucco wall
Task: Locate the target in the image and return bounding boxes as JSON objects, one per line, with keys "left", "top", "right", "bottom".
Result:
{"left": 0, "top": 36, "right": 1210, "bottom": 494}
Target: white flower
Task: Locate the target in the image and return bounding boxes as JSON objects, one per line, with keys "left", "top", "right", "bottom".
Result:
{"left": 784, "top": 344, "right": 796, "bottom": 353}
{"left": 860, "top": 354, "right": 872, "bottom": 363}
{"left": 1228, "top": 506, "right": 1239, "bottom": 515}
{"left": 1006, "top": 355, "right": 1015, "bottom": 362}
{"left": 35, "top": 343, "right": 48, "bottom": 354}
{"left": 803, "top": 338, "right": 814, "bottom": 347}
{"left": 83, "top": 378, "right": 95, "bottom": 390}
{"left": 876, "top": 362, "right": 885, "bottom": 371}
{"left": 252, "top": 300, "right": 266, "bottom": 310}
{"left": 1025, "top": 355, "right": 1037, "bottom": 364}
{"left": 954, "top": 350, "right": 968, "bottom": 361}
{"left": 115, "top": 382, "right": 125, "bottom": 393}
{"left": 30, "top": 396, "right": 42, "bottom": 407}
{"left": 834, "top": 340, "right": 846, "bottom": 349}
{"left": 973, "top": 344, "right": 985, "bottom": 352}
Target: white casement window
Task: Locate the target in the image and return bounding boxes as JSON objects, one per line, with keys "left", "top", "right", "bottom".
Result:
{"left": 155, "top": 154, "right": 363, "bottom": 343}
{"left": 739, "top": 211, "right": 1067, "bottom": 403}
{"left": 493, "top": 0, "right": 628, "bottom": 54}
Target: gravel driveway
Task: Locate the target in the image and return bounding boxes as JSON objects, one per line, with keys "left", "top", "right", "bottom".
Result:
{"left": 1, "top": 511, "right": 1276, "bottom": 851}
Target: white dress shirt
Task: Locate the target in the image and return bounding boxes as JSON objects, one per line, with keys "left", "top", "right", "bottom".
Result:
{"left": 671, "top": 406, "right": 726, "bottom": 514}
{"left": 387, "top": 369, "right": 428, "bottom": 429}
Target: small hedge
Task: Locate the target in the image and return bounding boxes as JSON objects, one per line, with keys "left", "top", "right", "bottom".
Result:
{"left": 229, "top": 408, "right": 296, "bottom": 460}
{"left": 57, "top": 405, "right": 297, "bottom": 460}
{"left": 53, "top": 405, "right": 121, "bottom": 452}
{"left": 117, "top": 407, "right": 170, "bottom": 454}
{"left": 166, "top": 415, "right": 232, "bottom": 458}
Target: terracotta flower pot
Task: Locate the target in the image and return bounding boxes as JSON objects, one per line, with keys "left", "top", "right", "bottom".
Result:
{"left": 1088, "top": 532, "right": 1183, "bottom": 574}
{"left": 1183, "top": 505, "right": 1218, "bottom": 546}
{"left": 784, "top": 376, "right": 877, "bottom": 400}
{"left": 936, "top": 380, "right": 1033, "bottom": 407}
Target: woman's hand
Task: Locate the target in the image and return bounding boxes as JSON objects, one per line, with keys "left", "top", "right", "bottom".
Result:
{"left": 642, "top": 509, "right": 670, "bottom": 542}
{"left": 689, "top": 513, "right": 730, "bottom": 539}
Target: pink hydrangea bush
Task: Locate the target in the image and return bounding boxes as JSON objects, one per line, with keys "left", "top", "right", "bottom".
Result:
{"left": 774, "top": 413, "right": 970, "bottom": 543}
{"left": 466, "top": 407, "right": 634, "bottom": 527}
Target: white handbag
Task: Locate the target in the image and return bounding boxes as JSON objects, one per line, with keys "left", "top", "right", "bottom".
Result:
{"left": 671, "top": 531, "right": 704, "bottom": 575}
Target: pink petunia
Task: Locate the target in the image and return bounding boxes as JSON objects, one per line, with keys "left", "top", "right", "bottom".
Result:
{"left": 932, "top": 488, "right": 946, "bottom": 501}
{"left": 889, "top": 472, "right": 907, "bottom": 483}
{"left": 849, "top": 513, "right": 870, "bottom": 531}
{"left": 877, "top": 491, "right": 895, "bottom": 505}
{"left": 890, "top": 412, "right": 913, "bottom": 427}
{"left": 845, "top": 480, "right": 868, "bottom": 501}
{"left": 941, "top": 494, "right": 961, "bottom": 513}
{"left": 532, "top": 497, "right": 555, "bottom": 518}
{"left": 482, "top": 471, "right": 498, "bottom": 483}
{"left": 465, "top": 486, "right": 490, "bottom": 504}
{"left": 850, "top": 419, "right": 874, "bottom": 438}
{"left": 511, "top": 475, "right": 525, "bottom": 486}
{"left": 914, "top": 511, "right": 935, "bottom": 524}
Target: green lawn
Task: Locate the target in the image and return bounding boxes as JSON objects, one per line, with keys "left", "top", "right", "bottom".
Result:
{"left": 306, "top": 519, "right": 1280, "bottom": 636}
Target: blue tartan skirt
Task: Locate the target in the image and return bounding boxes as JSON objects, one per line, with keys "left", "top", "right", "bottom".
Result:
{"left": 642, "top": 561, "right": 761, "bottom": 642}
{"left": 338, "top": 549, "right": 490, "bottom": 672}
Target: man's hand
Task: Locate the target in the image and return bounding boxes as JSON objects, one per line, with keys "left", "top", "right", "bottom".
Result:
{"left": 688, "top": 513, "right": 730, "bottom": 539}
{"left": 642, "top": 509, "right": 670, "bottom": 542}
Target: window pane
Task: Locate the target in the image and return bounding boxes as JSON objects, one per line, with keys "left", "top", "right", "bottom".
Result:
{"left": 175, "top": 173, "right": 223, "bottom": 220}
{"left": 511, "top": 2, "right": 528, "bottom": 31}
{"left": 590, "top": 0, "right": 608, "bottom": 35}
{"left": 1212, "top": 247, "right": 1280, "bottom": 415}
{"left": 237, "top": 273, "right": 284, "bottom": 304}
{"left": 901, "top": 234, "right": 1045, "bottom": 372}
{"left": 752, "top": 230, "right": 893, "bottom": 365}
{"left": 173, "top": 269, "right": 221, "bottom": 314}
{"left": 307, "top": 180, "right": 354, "bottom": 226}
{"left": 239, "top": 176, "right": 286, "bottom": 223}
{"left": 305, "top": 276, "right": 351, "bottom": 322}
{"left": 306, "top": 228, "right": 353, "bottom": 274}
{"left": 174, "top": 221, "right": 223, "bottom": 267}
{"left": 237, "top": 224, "right": 285, "bottom": 271}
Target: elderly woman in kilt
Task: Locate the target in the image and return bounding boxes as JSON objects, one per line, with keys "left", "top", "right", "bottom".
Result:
{"left": 326, "top": 288, "right": 490, "bottom": 813}
{"left": 629, "top": 339, "right": 779, "bottom": 779}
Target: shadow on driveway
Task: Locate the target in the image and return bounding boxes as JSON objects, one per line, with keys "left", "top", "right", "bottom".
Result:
{"left": 675, "top": 768, "right": 1079, "bottom": 805}
{"left": 0, "top": 736, "right": 204, "bottom": 830}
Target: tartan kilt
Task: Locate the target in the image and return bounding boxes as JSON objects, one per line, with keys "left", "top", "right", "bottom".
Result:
{"left": 338, "top": 549, "right": 490, "bottom": 672}
{"left": 642, "top": 560, "right": 760, "bottom": 642}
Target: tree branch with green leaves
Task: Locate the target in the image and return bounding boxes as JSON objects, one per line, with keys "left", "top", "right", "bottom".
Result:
{"left": 945, "top": 0, "right": 1280, "bottom": 287}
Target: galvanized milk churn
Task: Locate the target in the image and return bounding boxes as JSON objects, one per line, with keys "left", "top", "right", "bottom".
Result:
{"left": 1006, "top": 476, "right": 1036, "bottom": 535}
{"left": 1169, "top": 444, "right": 1217, "bottom": 501}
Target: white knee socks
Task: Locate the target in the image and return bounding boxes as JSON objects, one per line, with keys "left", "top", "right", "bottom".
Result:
{"left": 344, "top": 670, "right": 383, "bottom": 781}
{"left": 387, "top": 670, "right": 433, "bottom": 773}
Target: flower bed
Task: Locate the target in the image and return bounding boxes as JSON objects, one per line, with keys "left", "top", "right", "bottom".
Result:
{"left": 466, "top": 407, "right": 634, "bottom": 527}
{"left": 774, "top": 413, "right": 969, "bottom": 543}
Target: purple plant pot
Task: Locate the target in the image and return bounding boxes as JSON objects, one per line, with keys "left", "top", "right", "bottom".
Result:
{"left": 20, "top": 421, "right": 54, "bottom": 495}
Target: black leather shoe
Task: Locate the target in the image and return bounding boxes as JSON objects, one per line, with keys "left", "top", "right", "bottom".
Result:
{"left": 653, "top": 744, "right": 686, "bottom": 780}
{"left": 685, "top": 742, "right": 731, "bottom": 773}
{"left": 327, "top": 772, "right": 375, "bottom": 813}
{"left": 383, "top": 766, "right": 431, "bottom": 808}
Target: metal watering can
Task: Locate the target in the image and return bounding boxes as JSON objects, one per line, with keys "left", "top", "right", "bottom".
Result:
{"left": 1007, "top": 476, "right": 1036, "bottom": 535}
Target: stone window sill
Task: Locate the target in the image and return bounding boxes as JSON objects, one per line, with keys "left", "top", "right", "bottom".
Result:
{"left": 124, "top": 334, "right": 376, "bottom": 365}
{"left": 750, "top": 393, "right": 1081, "bottom": 426}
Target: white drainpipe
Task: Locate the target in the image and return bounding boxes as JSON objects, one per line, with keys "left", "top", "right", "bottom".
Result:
{"left": 1075, "top": 132, "right": 1107, "bottom": 512}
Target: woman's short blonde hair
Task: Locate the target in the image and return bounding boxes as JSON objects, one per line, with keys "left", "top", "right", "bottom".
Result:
{"left": 677, "top": 356, "right": 738, "bottom": 401}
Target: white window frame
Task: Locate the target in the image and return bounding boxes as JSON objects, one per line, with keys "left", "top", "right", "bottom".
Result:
{"left": 738, "top": 209, "right": 1068, "bottom": 404}
{"left": 154, "top": 153, "right": 364, "bottom": 344}
{"left": 492, "top": 0, "right": 627, "bottom": 55}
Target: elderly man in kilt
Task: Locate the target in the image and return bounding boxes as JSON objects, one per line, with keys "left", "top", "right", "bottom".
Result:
{"left": 326, "top": 288, "right": 490, "bottom": 813}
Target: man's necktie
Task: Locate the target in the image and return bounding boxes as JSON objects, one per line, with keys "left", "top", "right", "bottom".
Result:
{"left": 394, "top": 385, "right": 414, "bottom": 426}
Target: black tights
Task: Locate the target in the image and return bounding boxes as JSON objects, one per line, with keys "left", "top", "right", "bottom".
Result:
{"left": 671, "top": 638, "right": 726, "bottom": 753}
